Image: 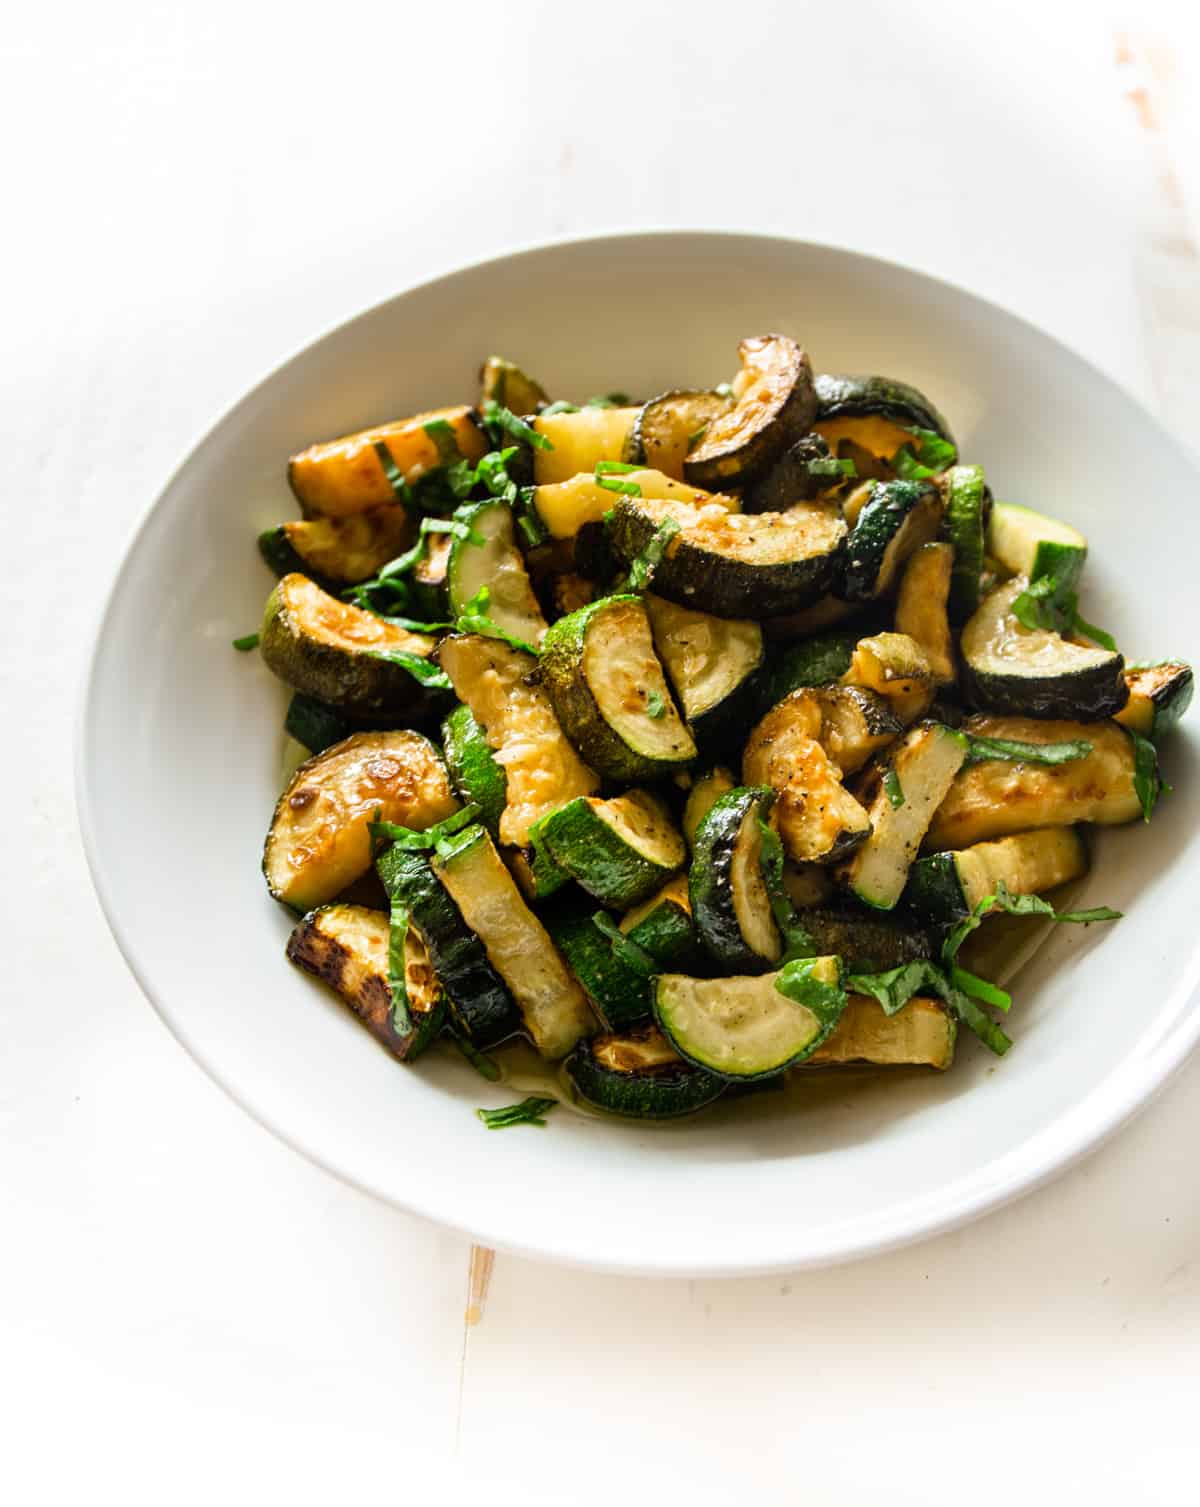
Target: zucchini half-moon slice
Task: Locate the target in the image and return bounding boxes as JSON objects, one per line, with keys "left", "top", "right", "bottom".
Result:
{"left": 689, "top": 786, "right": 782, "bottom": 973}
{"left": 906, "top": 827, "right": 1088, "bottom": 922}
{"left": 565, "top": 1027, "right": 726, "bottom": 1118}
{"left": 625, "top": 390, "right": 735, "bottom": 480}
{"left": 643, "top": 593, "right": 764, "bottom": 747}
{"left": 840, "top": 479, "right": 945, "bottom": 601}
{"left": 743, "top": 432, "right": 848, "bottom": 513}
{"left": 807, "top": 995, "right": 956, "bottom": 1069}
{"left": 812, "top": 372, "right": 955, "bottom": 468}
{"left": 961, "top": 578, "right": 1128, "bottom": 720}
{"left": 684, "top": 334, "right": 818, "bottom": 488}
{"left": 478, "top": 355, "right": 549, "bottom": 415}
{"left": 446, "top": 498, "right": 549, "bottom": 647}
{"left": 895, "top": 542, "right": 956, "bottom": 685}
{"left": 1114, "top": 660, "right": 1194, "bottom": 738}
{"left": 530, "top": 790, "right": 687, "bottom": 908}
{"left": 258, "top": 506, "right": 412, "bottom": 587}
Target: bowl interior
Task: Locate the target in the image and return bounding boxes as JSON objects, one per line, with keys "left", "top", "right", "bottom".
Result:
{"left": 80, "top": 233, "right": 1200, "bottom": 1274}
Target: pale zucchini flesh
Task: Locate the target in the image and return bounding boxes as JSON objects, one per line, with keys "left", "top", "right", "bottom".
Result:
{"left": 644, "top": 592, "right": 764, "bottom": 727}
{"left": 531, "top": 406, "right": 640, "bottom": 484}
{"left": 843, "top": 633, "right": 936, "bottom": 725}
{"left": 807, "top": 995, "right": 955, "bottom": 1069}
{"left": 447, "top": 500, "right": 549, "bottom": 646}
{"left": 683, "top": 767, "right": 737, "bottom": 850}
{"left": 895, "top": 542, "right": 956, "bottom": 684}
{"left": 579, "top": 598, "right": 697, "bottom": 767}
{"left": 910, "top": 827, "right": 1088, "bottom": 920}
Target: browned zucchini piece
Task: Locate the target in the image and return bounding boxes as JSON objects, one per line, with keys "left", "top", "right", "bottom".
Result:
{"left": 478, "top": 356, "right": 548, "bottom": 414}
{"left": 259, "top": 506, "right": 412, "bottom": 586}
{"left": 684, "top": 334, "right": 818, "bottom": 488}
{"left": 894, "top": 542, "right": 956, "bottom": 685}
{"left": 843, "top": 632, "right": 936, "bottom": 725}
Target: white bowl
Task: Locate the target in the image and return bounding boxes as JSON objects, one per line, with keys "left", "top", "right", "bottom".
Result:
{"left": 77, "top": 231, "right": 1200, "bottom": 1276}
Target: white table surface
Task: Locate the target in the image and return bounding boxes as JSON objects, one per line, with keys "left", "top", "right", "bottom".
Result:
{"left": 7, "top": 2, "right": 1200, "bottom": 1501}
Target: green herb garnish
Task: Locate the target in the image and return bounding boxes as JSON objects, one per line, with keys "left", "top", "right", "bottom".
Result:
{"left": 455, "top": 584, "right": 540, "bottom": 656}
{"left": 594, "top": 460, "right": 642, "bottom": 474}
{"left": 370, "top": 803, "right": 481, "bottom": 853}
{"left": 891, "top": 427, "right": 958, "bottom": 480}
{"left": 364, "top": 649, "right": 453, "bottom": 689}
{"left": 1010, "top": 574, "right": 1117, "bottom": 651}
{"left": 1128, "top": 730, "right": 1164, "bottom": 821}
{"left": 454, "top": 1035, "right": 502, "bottom": 1081}
{"left": 846, "top": 960, "right": 1013, "bottom": 1056}
{"left": 476, "top": 1096, "right": 557, "bottom": 1129}
{"left": 626, "top": 517, "right": 681, "bottom": 591}
{"left": 232, "top": 632, "right": 260, "bottom": 652}
{"left": 806, "top": 455, "right": 857, "bottom": 480}
{"left": 645, "top": 690, "right": 667, "bottom": 719}
{"left": 421, "top": 417, "right": 461, "bottom": 465}
{"left": 686, "top": 423, "right": 709, "bottom": 451}
{"left": 538, "top": 400, "right": 580, "bottom": 416}
{"left": 962, "top": 734, "right": 1093, "bottom": 767}
{"left": 584, "top": 392, "right": 631, "bottom": 409}
{"left": 882, "top": 768, "right": 906, "bottom": 809}
{"left": 481, "top": 400, "right": 552, "bottom": 451}
{"left": 942, "top": 880, "right": 1122, "bottom": 967}
{"left": 373, "top": 439, "right": 412, "bottom": 505}
{"left": 772, "top": 956, "right": 849, "bottom": 1032}
{"left": 755, "top": 817, "right": 817, "bottom": 962}
{"left": 385, "top": 896, "right": 413, "bottom": 1036}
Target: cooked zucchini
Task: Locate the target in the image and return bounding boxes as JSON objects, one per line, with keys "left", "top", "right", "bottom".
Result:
{"left": 925, "top": 714, "right": 1143, "bottom": 849}
{"left": 683, "top": 766, "right": 737, "bottom": 851}
{"left": 840, "top": 480, "right": 945, "bottom": 601}
{"left": 801, "top": 908, "right": 933, "bottom": 972}
{"left": 756, "top": 629, "right": 859, "bottom": 710}
{"left": 684, "top": 334, "right": 817, "bottom": 488}
{"left": 284, "top": 692, "right": 353, "bottom": 756}
{"left": 690, "top": 787, "right": 782, "bottom": 972}
{"left": 654, "top": 957, "right": 843, "bottom": 1079}
{"left": 542, "top": 898, "right": 652, "bottom": 1032}
{"left": 441, "top": 703, "right": 507, "bottom": 838}
{"left": 432, "top": 825, "right": 594, "bottom": 1059}
{"left": 906, "top": 827, "right": 1088, "bottom": 922}
{"left": 743, "top": 432, "right": 847, "bottom": 513}
{"left": 565, "top": 1027, "right": 725, "bottom": 1118}
{"left": 743, "top": 722, "right": 872, "bottom": 867}
{"left": 620, "top": 874, "right": 698, "bottom": 968}
{"left": 745, "top": 684, "right": 900, "bottom": 785}
{"left": 539, "top": 595, "right": 697, "bottom": 780}
{"left": 551, "top": 572, "right": 594, "bottom": 617}
{"left": 987, "top": 501, "right": 1087, "bottom": 592}
{"left": 782, "top": 863, "right": 834, "bottom": 909}
{"left": 813, "top": 372, "right": 955, "bottom": 465}
{"left": 264, "top": 730, "right": 457, "bottom": 910}
{"left": 285, "top": 903, "right": 446, "bottom": 1061}
{"left": 961, "top": 578, "right": 1128, "bottom": 720}
{"left": 644, "top": 592, "right": 764, "bottom": 746}
{"left": 258, "top": 506, "right": 412, "bottom": 587}
{"left": 376, "top": 841, "right": 522, "bottom": 1049}
{"left": 260, "top": 573, "right": 441, "bottom": 716}
{"left": 531, "top": 790, "right": 686, "bottom": 907}
{"left": 844, "top": 632, "right": 936, "bottom": 724}
{"left": 288, "top": 405, "right": 486, "bottom": 517}
{"left": 437, "top": 633, "right": 599, "bottom": 849}
{"left": 531, "top": 469, "right": 719, "bottom": 541}
{"left": 446, "top": 499, "right": 549, "bottom": 647}
{"left": 626, "top": 390, "right": 735, "bottom": 479}
{"left": 895, "top": 542, "right": 956, "bottom": 684}
{"left": 807, "top": 994, "right": 955, "bottom": 1069}
{"left": 762, "top": 594, "right": 867, "bottom": 641}
{"left": 939, "top": 464, "right": 987, "bottom": 622}
{"left": 531, "top": 405, "right": 640, "bottom": 485}
{"left": 839, "top": 721, "right": 969, "bottom": 910}
{"left": 479, "top": 356, "right": 548, "bottom": 415}
{"left": 407, "top": 530, "right": 453, "bottom": 621}
{"left": 610, "top": 491, "right": 847, "bottom": 618}
{"left": 1114, "top": 661, "right": 1194, "bottom": 738}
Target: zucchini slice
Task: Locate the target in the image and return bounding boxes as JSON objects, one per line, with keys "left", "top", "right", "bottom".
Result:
{"left": 839, "top": 722, "right": 969, "bottom": 910}
{"left": 939, "top": 464, "right": 987, "bottom": 622}
{"left": 626, "top": 390, "right": 735, "bottom": 480}
{"left": 610, "top": 491, "right": 847, "bottom": 619}
{"left": 531, "top": 790, "right": 687, "bottom": 907}
{"left": 987, "top": 501, "right": 1087, "bottom": 592}
{"left": 756, "top": 629, "right": 859, "bottom": 710}
{"left": 432, "top": 825, "right": 594, "bottom": 1059}
{"left": 437, "top": 633, "right": 599, "bottom": 849}
{"left": 843, "top": 632, "right": 936, "bottom": 725}
{"left": 782, "top": 863, "right": 834, "bottom": 909}
{"left": 441, "top": 703, "right": 507, "bottom": 838}
{"left": 813, "top": 372, "right": 955, "bottom": 463}
{"left": 446, "top": 499, "right": 549, "bottom": 647}
{"left": 408, "top": 530, "right": 453, "bottom": 621}
{"left": 264, "top": 730, "right": 458, "bottom": 910}
{"left": 260, "top": 573, "right": 440, "bottom": 716}
{"left": 808, "top": 995, "right": 955, "bottom": 1069}
{"left": 531, "top": 468, "right": 719, "bottom": 541}
{"left": 906, "top": 827, "right": 1088, "bottom": 923}
{"left": 744, "top": 684, "right": 900, "bottom": 782}
{"left": 620, "top": 874, "right": 698, "bottom": 968}
{"left": 376, "top": 841, "right": 522, "bottom": 1049}
{"left": 925, "top": 714, "right": 1143, "bottom": 849}
{"left": 654, "top": 957, "right": 843, "bottom": 1079}
{"left": 531, "top": 405, "right": 640, "bottom": 485}
{"left": 690, "top": 787, "right": 782, "bottom": 972}
{"left": 743, "top": 432, "right": 847, "bottom": 513}
{"left": 801, "top": 907, "right": 933, "bottom": 973}
{"left": 644, "top": 593, "right": 764, "bottom": 747}
{"left": 285, "top": 903, "right": 446, "bottom": 1061}
{"left": 684, "top": 334, "right": 817, "bottom": 488}
{"left": 565, "top": 1027, "right": 726, "bottom": 1118}
{"left": 539, "top": 595, "right": 697, "bottom": 781}
{"left": 683, "top": 766, "right": 737, "bottom": 851}
{"left": 259, "top": 506, "right": 412, "bottom": 587}
{"left": 543, "top": 897, "right": 653, "bottom": 1032}
{"left": 961, "top": 578, "right": 1128, "bottom": 720}
{"left": 895, "top": 542, "right": 956, "bottom": 685}
{"left": 284, "top": 692, "right": 353, "bottom": 756}
{"left": 1114, "top": 661, "right": 1194, "bottom": 738}
{"left": 840, "top": 480, "right": 945, "bottom": 601}
{"left": 479, "top": 355, "right": 548, "bottom": 415}
{"left": 288, "top": 405, "right": 486, "bottom": 518}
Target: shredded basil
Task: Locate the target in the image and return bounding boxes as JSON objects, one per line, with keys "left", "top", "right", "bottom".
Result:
{"left": 882, "top": 768, "right": 906, "bottom": 809}
{"left": 846, "top": 960, "right": 934, "bottom": 1017}
{"left": 645, "top": 690, "right": 666, "bottom": 719}
{"left": 231, "top": 632, "right": 260, "bottom": 652}
{"left": 756, "top": 817, "right": 816, "bottom": 962}
{"left": 454, "top": 1035, "right": 502, "bottom": 1081}
{"left": 962, "top": 734, "right": 1093, "bottom": 768}
{"left": 942, "top": 880, "right": 1122, "bottom": 967}
{"left": 374, "top": 439, "right": 412, "bottom": 505}
{"left": 482, "top": 400, "right": 552, "bottom": 451}
{"left": 595, "top": 475, "right": 642, "bottom": 496}
{"left": 538, "top": 400, "right": 579, "bottom": 416}
{"left": 948, "top": 964, "right": 1012, "bottom": 1012}
{"left": 385, "top": 896, "right": 413, "bottom": 1036}
{"left": 421, "top": 417, "right": 461, "bottom": 465}
{"left": 592, "top": 911, "right": 661, "bottom": 979}
{"left": 1129, "top": 730, "right": 1163, "bottom": 821}
{"left": 369, "top": 803, "right": 481, "bottom": 853}
{"left": 891, "top": 427, "right": 957, "bottom": 480}
{"left": 455, "top": 584, "right": 540, "bottom": 656}
{"left": 594, "top": 460, "right": 641, "bottom": 475}
{"left": 772, "top": 957, "right": 848, "bottom": 1032}
{"left": 806, "top": 455, "right": 857, "bottom": 480}
{"left": 1010, "top": 573, "right": 1117, "bottom": 651}
{"left": 364, "top": 649, "right": 452, "bottom": 689}
{"left": 847, "top": 959, "right": 1013, "bottom": 1056}
{"left": 476, "top": 1096, "right": 557, "bottom": 1129}
{"left": 626, "top": 517, "right": 681, "bottom": 591}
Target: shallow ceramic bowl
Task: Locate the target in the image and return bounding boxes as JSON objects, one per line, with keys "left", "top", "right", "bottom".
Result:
{"left": 78, "top": 231, "right": 1200, "bottom": 1275}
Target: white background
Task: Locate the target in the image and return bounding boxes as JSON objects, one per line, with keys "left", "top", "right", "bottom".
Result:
{"left": 6, "top": 2, "right": 1200, "bottom": 1501}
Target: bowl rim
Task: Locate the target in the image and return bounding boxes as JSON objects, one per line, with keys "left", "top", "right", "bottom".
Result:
{"left": 74, "top": 227, "right": 1200, "bottom": 1276}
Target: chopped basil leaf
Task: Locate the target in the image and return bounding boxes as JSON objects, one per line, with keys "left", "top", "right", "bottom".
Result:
{"left": 846, "top": 960, "right": 932, "bottom": 1016}
{"left": 364, "top": 649, "right": 453, "bottom": 689}
{"left": 455, "top": 583, "right": 540, "bottom": 656}
{"left": 584, "top": 392, "right": 631, "bottom": 409}
{"left": 806, "top": 455, "right": 857, "bottom": 480}
{"left": 645, "top": 690, "right": 666, "bottom": 719}
{"left": 756, "top": 817, "right": 816, "bottom": 963}
{"left": 948, "top": 964, "right": 1012, "bottom": 1012}
{"left": 594, "top": 460, "right": 642, "bottom": 475}
{"left": 882, "top": 768, "right": 906, "bottom": 809}
{"left": 373, "top": 439, "right": 412, "bottom": 505}
{"left": 385, "top": 896, "right": 413, "bottom": 1036}
{"left": 963, "top": 734, "right": 1093, "bottom": 767}
{"left": 1011, "top": 573, "right": 1118, "bottom": 652}
{"left": 1129, "top": 730, "right": 1163, "bottom": 821}
{"left": 454, "top": 1035, "right": 502, "bottom": 1081}
{"left": 421, "top": 417, "right": 461, "bottom": 465}
{"left": 231, "top": 632, "right": 260, "bottom": 652}
{"left": 476, "top": 1096, "right": 557, "bottom": 1129}
{"left": 942, "top": 879, "right": 1122, "bottom": 967}
{"left": 369, "top": 803, "right": 481, "bottom": 853}
{"left": 1073, "top": 613, "right": 1118, "bottom": 652}
{"left": 595, "top": 475, "right": 642, "bottom": 496}
{"left": 626, "top": 517, "right": 681, "bottom": 591}
{"left": 591, "top": 912, "right": 661, "bottom": 979}
{"left": 686, "top": 423, "right": 709, "bottom": 451}
{"left": 847, "top": 959, "right": 1013, "bottom": 1055}
{"left": 772, "top": 956, "right": 848, "bottom": 1032}
{"left": 482, "top": 400, "right": 552, "bottom": 451}
{"left": 892, "top": 426, "right": 958, "bottom": 480}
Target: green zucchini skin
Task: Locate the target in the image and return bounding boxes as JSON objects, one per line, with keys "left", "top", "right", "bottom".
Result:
{"left": 799, "top": 907, "right": 933, "bottom": 973}
{"left": 285, "top": 692, "right": 353, "bottom": 755}
{"left": 623, "top": 889, "right": 699, "bottom": 970}
{"left": 939, "top": 465, "right": 987, "bottom": 623}
{"left": 904, "top": 852, "right": 968, "bottom": 921}
{"left": 689, "top": 787, "right": 780, "bottom": 972}
{"left": 479, "top": 355, "right": 549, "bottom": 415}
{"left": 624, "top": 389, "right": 734, "bottom": 476}
{"left": 259, "top": 527, "right": 329, "bottom": 587}
{"left": 564, "top": 1029, "right": 726, "bottom": 1118}
{"left": 683, "top": 335, "right": 818, "bottom": 489}
{"left": 840, "top": 480, "right": 944, "bottom": 601}
{"left": 741, "top": 433, "right": 842, "bottom": 513}
{"left": 814, "top": 373, "right": 955, "bottom": 444}
{"left": 756, "top": 630, "right": 860, "bottom": 712}
{"left": 375, "top": 844, "right": 523, "bottom": 1050}
{"left": 1115, "top": 661, "right": 1194, "bottom": 739}
{"left": 441, "top": 704, "right": 507, "bottom": 838}
{"left": 531, "top": 794, "right": 685, "bottom": 908}
{"left": 542, "top": 898, "right": 653, "bottom": 1032}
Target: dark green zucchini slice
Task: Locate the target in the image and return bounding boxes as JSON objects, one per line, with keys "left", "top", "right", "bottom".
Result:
{"left": 844, "top": 632, "right": 937, "bottom": 724}
{"left": 654, "top": 957, "right": 843, "bottom": 1079}
{"left": 288, "top": 405, "right": 487, "bottom": 518}
{"left": 531, "top": 404, "right": 640, "bottom": 485}
{"left": 260, "top": 573, "right": 443, "bottom": 717}
{"left": 742, "top": 432, "right": 848, "bottom": 513}
{"left": 906, "top": 827, "right": 1088, "bottom": 923}
{"left": 446, "top": 499, "right": 549, "bottom": 647}
{"left": 539, "top": 595, "right": 697, "bottom": 781}
{"left": 838, "top": 722, "right": 969, "bottom": 910}
{"left": 801, "top": 907, "right": 933, "bottom": 973}
{"left": 259, "top": 506, "right": 412, "bottom": 588}
{"left": 756, "top": 630, "right": 860, "bottom": 710}
{"left": 479, "top": 356, "right": 549, "bottom": 415}
{"left": 684, "top": 334, "right": 818, "bottom": 488}
{"left": 895, "top": 542, "right": 956, "bottom": 684}
{"left": 925, "top": 714, "right": 1143, "bottom": 849}
{"left": 609, "top": 491, "right": 847, "bottom": 618}
{"left": 690, "top": 787, "right": 782, "bottom": 972}
{"left": 542, "top": 898, "right": 652, "bottom": 1033}
{"left": 285, "top": 692, "right": 353, "bottom": 756}
{"left": 625, "top": 390, "right": 735, "bottom": 479}
{"left": 682, "top": 766, "right": 737, "bottom": 851}
{"left": 620, "top": 874, "right": 698, "bottom": 969}
{"left": 286, "top": 903, "right": 446, "bottom": 1061}
{"left": 939, "top": 464, "right": 987, "bottom": 622}
{"left": 644, "top": 593, "right": 764, "bottom": 747}
{"left": 565, "top": 1027, "right": 725, "bottom": 1118}
{"left": 376, "top": 841, "right": 522, "bottom": 1050}
{"left": 437, "top": 633, "right": 599, "bottom": 850}
{"left": 530, "top": 791, "right": 687, "bottom": 908}
{"left": 432, "top": 825, "right": 594, "bottom": 1059}
{"left": 840, "top": 480, "right": 944, "bottom": 601}
{"left": 1114, "top": 661, "right": 1194, "bottom": 738}
{"left": 987, "top": 501, "right": 1086, "bottom": 591}
{"left": 809, "top": 994, "right": 955, "bottom": 1069}
{"left": 961, "top": 578, "right": 1128, "bottom": 720}
{"left": 813, "top": 372, "right": 955, "bottom": 452}
{"left": 264, "top": 730, "right": 458, "bottom": 910}
{"left": 441, "top": 703, "right": 507, "bottom": 838}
